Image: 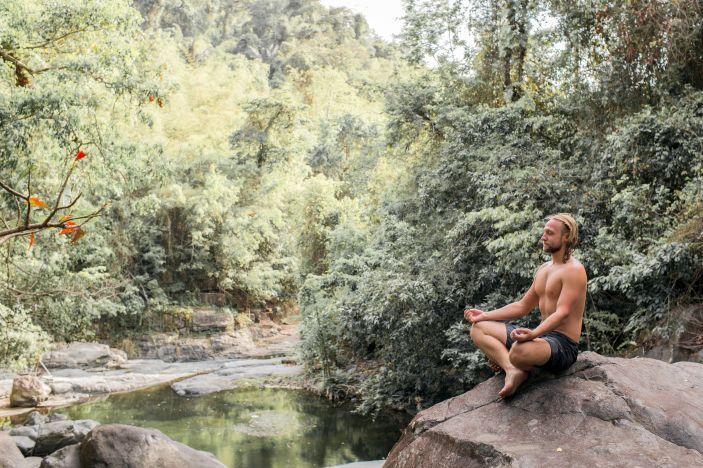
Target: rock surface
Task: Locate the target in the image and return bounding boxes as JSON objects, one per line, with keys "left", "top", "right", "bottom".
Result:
{"left": 0, "top": 431, "right": 26, "bottom": 468}
{"left": 33, "top": 419, "right": 99, "bottom": 456}
{"left": 191, "top": 308, "right": 233, "bottom": 332}
{"left": 10, "top": 375, "right": 50, "bottom": 407}
{"left": 171, "top": 357, "right": 302, "bottom": 396}
{"left": 42, "top": 342, "right": 127, "bottom": 369}
{"left": 38, "top": 444, "right": 79, "bottom": 468}
{"left": 0, "top": 319, "right": 301, "bottom": 417}
{"left": 79, "top": 424, "right": 227, "bottom": 468}
{"left": 11, "top": 435, "right": 35, "bottom": 455}
{"left": 384, "top": 352, "right": 703, "bottom": 467}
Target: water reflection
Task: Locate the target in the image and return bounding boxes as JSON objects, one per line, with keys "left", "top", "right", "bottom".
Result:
{"left": 60, "top": 386, "right": 408, "bottom": 468}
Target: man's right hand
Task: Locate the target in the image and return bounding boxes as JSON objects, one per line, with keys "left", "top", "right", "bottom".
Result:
{"left": 463, "top": 308, "right": 486, "bottom": 323}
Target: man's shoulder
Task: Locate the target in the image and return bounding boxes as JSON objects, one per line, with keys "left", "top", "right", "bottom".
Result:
{"left": 564, "top": 258, "right": 588, "bottom": 281}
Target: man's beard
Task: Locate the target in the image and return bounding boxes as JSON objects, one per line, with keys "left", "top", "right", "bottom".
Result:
{"left": 543, "top": 241, "right": 562, "bottom": 254}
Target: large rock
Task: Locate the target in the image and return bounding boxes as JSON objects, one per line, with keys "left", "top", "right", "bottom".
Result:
{"left": 24, "top": 411, "right": 47, "bottom": 426}
{"left": 10, "top": 375, "right": 50, "bottom": 407}
{"left": 191, "top": 308, "right": 233, "bottom": 332}
{"left": 78, "top": 424, "right": 227, "bottom": 468}
{"left": 34, "top": 420, "right": 99, "bottom": 456}
{"left": 384, "top": 352, "right": 703, "bottom": 467}
{"left": 0, "top": 431, "right": 26, "bottom": 468}
{"left": 39, "top": 444, "right": 79, "bottom": 468}
{"left": 11, "top": 435, "right": 35, "bottom": 455}
{"left": 643, "top": 304, "right": 703, "bottom": 363}
{"left": 24, "top": 458, "right": 42, "bottom": 468}
{"left": 42, "top": 343, "right": 127, "bottom": 369}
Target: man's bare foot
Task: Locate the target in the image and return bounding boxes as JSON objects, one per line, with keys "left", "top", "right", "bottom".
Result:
{"left": 498, "top": 367, "right": 529, "bottom": 398}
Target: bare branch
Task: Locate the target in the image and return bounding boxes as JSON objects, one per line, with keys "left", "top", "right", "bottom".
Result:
{"left": 45, "top": 162, "right": 77, "bottom": 224}
{"left": 25, "top": 168, "right": 31, "bottom": 227}
{"left": 0, "top": 48, "right": 36, "bottom": 73}
{"left": 14, "top": 197, "right": 21, "bottom": 226}
{"left": 0, "top": 180, "right": 27, "bottom": 200}
{"left": 25, "top": 27, "right": 92, "bottom": 50}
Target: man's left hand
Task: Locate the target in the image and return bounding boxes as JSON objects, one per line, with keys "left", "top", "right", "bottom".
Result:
{"left": 510, "top": 328, "right": 534, "bottom": 342}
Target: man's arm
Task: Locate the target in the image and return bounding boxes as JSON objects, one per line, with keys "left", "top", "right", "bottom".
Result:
{"left": 465, "top": 283, "right": 539, "bottom": 322}
{"left": 518, "top": 266, "right": 587, "bottom": 339}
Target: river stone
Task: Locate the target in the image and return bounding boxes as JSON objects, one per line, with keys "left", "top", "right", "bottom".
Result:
{"left": 39, "top": 444, "right": 80, "bottom": 468}
{"left": 79, "top": 424, "right": 227, "bottom": 468}
{"left": 191, "top": 308, "right": 233, "bottom": 332}
{"left": 0, "top": 431, "right": 25, "bottom": 468}
{"left": 24, "top": 457, "right": 42, "bottom": 468}
{"left": 42, "top": 342, "right": 127, "bottom": 369}
{"left": 11, "top": 435, "right": 35, "bottom": 455}
{"left": 34, "top": 420, "right": 99, "bottom": 456}
{"left": 384, "top": 352, "right": 703, "bottom": 467}
{"left": 49, "top": 382, "right": 73, "bottom": 395}
{"left": 47, "top": 413, "right": 68, "bottom": 422}
{"left": 9, "top": 425, "right": 38, "bottom": 440}
{"left": 10, "top": 375, "right": 50, "bottom": 407}
{"left": 24, "top": 411, "right": 47, "bottom": 426}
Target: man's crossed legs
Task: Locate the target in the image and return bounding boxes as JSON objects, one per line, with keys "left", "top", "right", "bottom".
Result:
{"left": 470, "top": 321, "right": 551, "bottom": 397}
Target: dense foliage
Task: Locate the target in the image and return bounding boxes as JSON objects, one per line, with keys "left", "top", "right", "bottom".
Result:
{"left": 299, "top": 0, "right": 703, "bottom": 413}
{"left": 1, "top": 0, "right": 701, "bottom": 414}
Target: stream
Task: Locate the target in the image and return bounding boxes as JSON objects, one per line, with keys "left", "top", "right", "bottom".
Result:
{"left": 59, "top": 385, "right": 410, "bottom": 468}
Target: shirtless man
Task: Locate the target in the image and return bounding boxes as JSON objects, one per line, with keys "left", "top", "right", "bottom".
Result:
{"left": 464, "top": 213, "right": 587, "bottom": 398}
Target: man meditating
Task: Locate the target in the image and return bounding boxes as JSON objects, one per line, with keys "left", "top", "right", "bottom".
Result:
{"left": 464, "top": 213, "right": 587, "bottom": 397}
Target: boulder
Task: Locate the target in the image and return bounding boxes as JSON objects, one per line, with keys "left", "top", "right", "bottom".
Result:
{"left": 78, "top": 424, "right": 227, "bottom": 467}
{"left": 384, "top": 352, "right": 703, "bottom": 467}
{"left": 39, "top": 444, "right": 80, "bottom": 468}
{"left": 11, "top": 435, "right": 35, "bottom": 455}
{"left": 191, "top": 308, "right": 233, "bottom": 332}
{"left": 9, "top": 425, "right": 38, "bottom": 440}
{"left": 0, "top": 431, "right": 26, "bottom": 468}
{"left": 47, "top": 413, "right": 68, "bottom": 423}
{"left": 10, "top": 375, "right": 50, "bottom": 407}
{"left": 24, "top": 458, "right": 42, "bottom": 468}
{"left": 24, "top": 411, "right": 47, "bottom": 426}
{"left": 34, "top": 420, "right": 99, "bottom": 456}
{"left": 643, "top": 305, "right": 703, "bottom": 364}
{"left": 42, "top": 343, "right": 127, "bottom": 369}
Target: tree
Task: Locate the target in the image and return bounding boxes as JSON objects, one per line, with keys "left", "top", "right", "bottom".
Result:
{"left": 0, "top": 153, "right": 105, "bottom": 246}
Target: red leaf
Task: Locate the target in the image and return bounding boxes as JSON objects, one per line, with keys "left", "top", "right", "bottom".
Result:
{"left": 71, "top": 228, "right": 87, "bottom": 244}
{"left": 29, "top": 197, "right": 49, "bottom": 209}
{"left": 59, "top": 227, "right": 78, "bottom": 235}
{"left": 59, "top": 215, "right": 73, "bottom": 222}
{"left": 75, "top": 151, "right": 87, "bottom": 161}
{"left": 149, "top": 95, "right": 155, "bottom": 102}
{"left": 29, "top": 232, "right": 35, "bottom": 249}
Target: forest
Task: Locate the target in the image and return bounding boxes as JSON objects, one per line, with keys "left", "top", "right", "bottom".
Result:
{"left": 1, "top": 0, "right": 702, "bottom": 415}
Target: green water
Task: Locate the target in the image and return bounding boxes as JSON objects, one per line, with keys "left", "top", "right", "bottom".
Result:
{"left": 60, "top": 386, "right": 409, "bottom": 468}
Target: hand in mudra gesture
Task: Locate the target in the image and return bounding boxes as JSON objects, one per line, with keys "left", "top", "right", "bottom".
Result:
{"left": 510, "top": 327, "right": 534, "bottom": 342}
{"left": 463, "top": 308, "right": 486, "bottom": 323}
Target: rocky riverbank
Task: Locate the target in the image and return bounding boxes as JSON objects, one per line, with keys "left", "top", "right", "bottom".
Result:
{"left": 0, "top": 317, "right": 301, "bottom": 418}
{"left": 1, "top": 412, "right": 227, "bottom": 468}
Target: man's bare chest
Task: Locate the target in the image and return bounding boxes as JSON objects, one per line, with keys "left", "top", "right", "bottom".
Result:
{"left": 534, "top": 267, "right": 563, "bottom": 301}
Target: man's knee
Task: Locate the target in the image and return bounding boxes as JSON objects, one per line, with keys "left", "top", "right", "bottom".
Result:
{"left": 509, "top": 343, "right": 530, "bottom": 367}
{"left": 469, "top": 321, "right": 488, "bottom": 341}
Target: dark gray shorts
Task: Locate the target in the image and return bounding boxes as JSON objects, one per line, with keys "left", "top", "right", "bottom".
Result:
{"left": 505, "top": 324, "right": 579, "bottom": 373}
